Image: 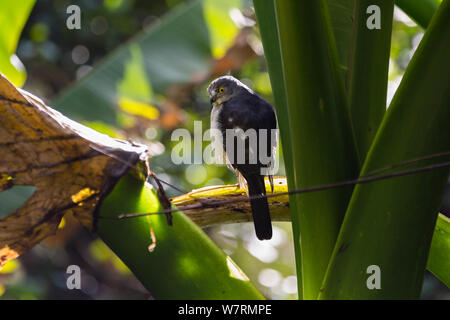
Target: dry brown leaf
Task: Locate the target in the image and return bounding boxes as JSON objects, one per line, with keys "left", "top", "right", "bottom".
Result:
{"left": 0, "top": 73, "right": 148, "bottom": 267}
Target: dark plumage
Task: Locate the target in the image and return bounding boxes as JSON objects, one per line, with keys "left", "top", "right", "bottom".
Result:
{"left": 207, "top": 76, "right": 277, "bottom": 240}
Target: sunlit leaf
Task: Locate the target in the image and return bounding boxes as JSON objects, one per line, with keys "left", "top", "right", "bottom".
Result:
{"left": 0, "top": 0, "right": 35, "bottom": 87}
{"left": 117, "top": 45, "right": 154, "bottom": 105}
{"left": 0, "top": 259, "right": 19, "bottom": 273}
{"left": 203, "top": 0, "right": 241, "bottom": 58}
{"left": 118, "top": 97, "right": 160, "bottom": 120}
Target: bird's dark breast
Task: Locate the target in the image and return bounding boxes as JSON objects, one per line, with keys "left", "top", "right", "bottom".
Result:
{"left": 218, "top": 94, "right": 277, "bottom": 176}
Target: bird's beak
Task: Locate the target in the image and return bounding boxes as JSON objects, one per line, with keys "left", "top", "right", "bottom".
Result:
{"left": 210, "top": 96, "right": 216, "bottom": 104}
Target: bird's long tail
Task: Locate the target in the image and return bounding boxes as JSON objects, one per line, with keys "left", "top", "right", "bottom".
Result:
{"left": 246, "top": 175, "right": 272, "bottom": 240}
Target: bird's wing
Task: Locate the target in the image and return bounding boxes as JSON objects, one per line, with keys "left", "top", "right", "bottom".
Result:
{"left": 220, "top": 94, "right": 278, "bottom": 179}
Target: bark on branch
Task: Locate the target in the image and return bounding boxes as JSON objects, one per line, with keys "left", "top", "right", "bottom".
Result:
{"left": 171, "top": 177, "right": 290, "bottom": 228}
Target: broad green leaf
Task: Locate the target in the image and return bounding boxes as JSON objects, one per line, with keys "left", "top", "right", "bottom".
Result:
{"left": 427, "top": 214, "right": 450, "bottom": 287}
{"left": 203, "top": 0, "right": 241, "bottom": 58}
{"left": 395, "top": 0, "right": 441, "bottom": 28}
{"left": 273, "top": 0, "right": 359, "bottom": 299}
{"left": 0, "top": 0, "right": 35, "bottom": 87}
{"left": 98, "top": 173, "right": 264, "bottom": 299}
{"left": 326, "top": 0, "right": 354, "bottom": 79}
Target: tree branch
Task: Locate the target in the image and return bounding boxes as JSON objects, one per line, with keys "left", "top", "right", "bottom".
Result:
{"left": 171, "top": 177, "right": 290, "bottom": 228}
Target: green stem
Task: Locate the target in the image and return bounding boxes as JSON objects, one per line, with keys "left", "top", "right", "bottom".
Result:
{"left": 319, "top": 0, "right": 450, "bottom": 299}
{"left": 348, "top": 0, "right": 394, "bottom": 162}
{"left": 274, "top": 0, "right": 359, "bottom": 299}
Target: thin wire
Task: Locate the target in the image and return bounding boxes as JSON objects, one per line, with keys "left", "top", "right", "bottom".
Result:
{"left": 148, "top": 173, "right": 188, "bottom": 194}
{"left": 364, "top": 150, "right": 450, "bottom": 176}
{"left": 89, "top": 143, "right": 188, "bottom": 194}
{"left": 93, "top": 140, "right": 450, "bottom": 202}
{"left": 115, "top": 159, "right": 450, "bottom": 219}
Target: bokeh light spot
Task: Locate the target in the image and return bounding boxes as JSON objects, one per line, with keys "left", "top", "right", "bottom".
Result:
{"left": 258, "top": 268, "right": 281, "bottom": 288}
{"left": 71, "top": 45, "right": 90, "bottom": 65}
{"left": 282, "top": 275, "right": 298, "bottom": 294}
{"left": 185, "top": 165, "right": 207, "bottom": 185}
{"left": 90, "top": 16, "right": 109, "bottom": 35}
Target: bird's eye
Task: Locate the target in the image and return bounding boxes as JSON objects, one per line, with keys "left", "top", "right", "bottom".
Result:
{"left": 219, "top": 87, "right": 225, "bottom": 93}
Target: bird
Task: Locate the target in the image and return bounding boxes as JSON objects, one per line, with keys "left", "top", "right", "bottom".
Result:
{"left": 207, "top": 75, "right": 277, "bottom": 240}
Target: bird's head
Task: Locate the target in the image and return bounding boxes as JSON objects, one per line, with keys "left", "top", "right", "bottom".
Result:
{"left": 207, "top": 75, "right": 252, "bottom": 107}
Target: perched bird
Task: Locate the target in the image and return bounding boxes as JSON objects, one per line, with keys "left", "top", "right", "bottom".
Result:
{"left": 207, "top": 76, "right": 277, "bottom": 240}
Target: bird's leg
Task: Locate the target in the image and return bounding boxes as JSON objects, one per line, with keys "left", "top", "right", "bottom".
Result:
{"left": 235, "top": 170, "right": 249, "bottom": 195}
{"left": 269, "top": 175, "right": 274, "bottom": 194}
